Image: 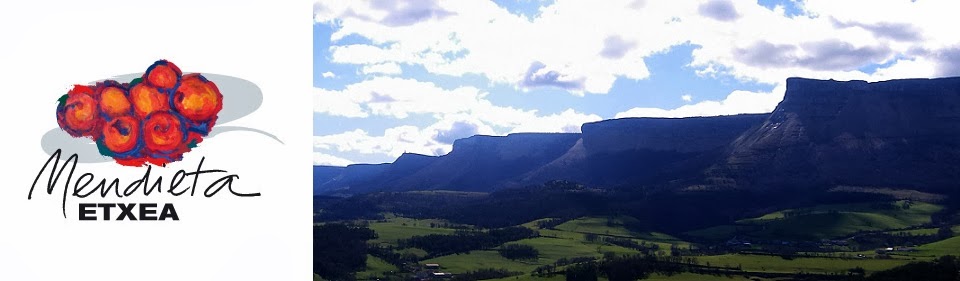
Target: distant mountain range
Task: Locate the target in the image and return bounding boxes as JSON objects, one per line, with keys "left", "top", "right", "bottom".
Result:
{"left": 315, "top": 77, "right": 960, "bottom": 196}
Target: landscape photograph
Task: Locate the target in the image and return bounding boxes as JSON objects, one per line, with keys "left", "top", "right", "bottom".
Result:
{"left": 312, "top": 1, "right": 960, "bottom": 280}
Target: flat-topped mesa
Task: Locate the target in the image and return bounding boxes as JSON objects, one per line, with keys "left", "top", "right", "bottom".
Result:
{"left": 392, "top": 152, "right": 436, "bottom": 166}
{"left": 450, "top": 133, "right": 581, "bottom": 160}
{"left": 581, "top": 114, "right": 768, "bottom": 154}
{"left": 316, "top": 76, "right": 960, "bottom": 195}
{"left": 773, "top": 77, "right": 960, "bottom": 141}
{"left": 719, "top": 76, "right": 960, "bottom": 191}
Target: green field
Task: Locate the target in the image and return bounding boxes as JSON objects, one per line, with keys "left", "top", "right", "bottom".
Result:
{"left": 367, "top": 216, "right": 459, "bottom": 245}
{"left": 349, "top": 200, "right": 955, "bottom": 280}
{"left": 884, "top": 227, "right": 940, "bottom": 236}
{"left": 422, "top": 236, "right": 641, "bottom": 274}
{"left": 486, "top": 275, "right": 569, "bottom": 281}
{"left": 513, "top": 236, "right": 638, "bottom": 261}
{"left": 646, "top": 272, "right": 754, "bottom": 281}
{"left": 553, "top": 217, "right": 690, "bottom": 249}
{"left": 902, "top": 235, "right": 960, "bottom": 257}
{"left": 696, "top": 254, "right": 910, "bottom": 274}
{"left": 424, "top": 250, "right": 540, "bottom": 273}
{"left": 554, "top": 216, "right": 639, "bottom": 237}
{"left": 683, "top": 201, "right": 946, "bottom": 240}
{"left": 356, "top": 255, "right": 399, "bottom": 280}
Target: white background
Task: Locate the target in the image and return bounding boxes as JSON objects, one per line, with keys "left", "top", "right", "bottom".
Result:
{"left": 0, "top": 1, "right": 313, "bottom": 280}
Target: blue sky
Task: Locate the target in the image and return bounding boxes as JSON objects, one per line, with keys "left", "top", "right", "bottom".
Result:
{"left": 313, "top": 0, "right": 960, "bottom": 166}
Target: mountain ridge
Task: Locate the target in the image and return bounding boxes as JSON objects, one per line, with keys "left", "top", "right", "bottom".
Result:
{"left": 316, "top": 76, "right": 960, "bottom": 195}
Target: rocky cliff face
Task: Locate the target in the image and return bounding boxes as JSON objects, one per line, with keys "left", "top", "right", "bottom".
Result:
{"left": 315, "top": 77, "right": 960, "bottom": 195}
{"left": 314, "top": 133, "right": 581, "bottom": 194}
{"left": 374, "top": 133, "right": 579, "bottom": 192}
{"left": 711, "top": 77, "right": 960, "bottom": 192}
{"left": 581, "top": 115, "right": 769, "bottom": 154}
{"left": 522, "top": 115, "right": 767, "bottom": 186}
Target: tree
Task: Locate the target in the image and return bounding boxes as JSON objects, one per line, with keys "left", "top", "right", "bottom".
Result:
{"left": 313, "top": 224, "right": 377, "bottom": 280}
{"left": 565, "top": 262, "right": 598, "bottom": 281}
{"left": 937, "top": 226, "right": 954, "bottom": 239}
{"left": 584, "top": 233, "right": 598, "bottom": 242}
{"left": 498, "top": 244, "right": 539, "bottom": 260}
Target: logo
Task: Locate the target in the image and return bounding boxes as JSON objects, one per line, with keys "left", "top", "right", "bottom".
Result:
{"left": 55, "top": 60, "right": 223, "bottom": 167}
{"left": 29, "top": 60, "right": 281, "bottom": 220}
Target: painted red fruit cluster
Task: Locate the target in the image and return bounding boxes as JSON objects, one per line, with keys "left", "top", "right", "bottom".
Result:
{"left": 56, "top": 60, "right": 223, "bottom": 166}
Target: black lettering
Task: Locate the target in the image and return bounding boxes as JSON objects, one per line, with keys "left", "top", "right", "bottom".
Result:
{"left": 169, "top": 170, "right": 188, "bottom": 195}
{"left": 139, "top": 203, "right": 158, "bottom": 221}
{"left": 159, "top": 204, "right": 179, "bottom": 221}
{"left": 116, "top": 203, "right": 137, "bottom": 221}
{"left": 99, "top": 203, "right": 115, "bottom": 220}
{"left": 28, "top": 149, "right": 79, "bottom": 218}
{"left": 79, "top": 203, "right": 96, "bottom": 220}
{"left": 227, "top": 175, "right": 260, "bottom": 197}
{"left": 97, "top": 178, "right": 122, "bottom": 198}
{"left": 124, "top": 165, "right": 150, "bottom": 197}
{"left": 72, "top": 173, "right": 95, "bottom": 198}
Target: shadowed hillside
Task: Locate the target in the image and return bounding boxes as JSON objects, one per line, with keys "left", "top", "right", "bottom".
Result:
{"left": 316, "top": 77, "right": 960, "bottom": 196}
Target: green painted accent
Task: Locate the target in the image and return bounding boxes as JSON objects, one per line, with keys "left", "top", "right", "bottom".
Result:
{"left": 57, "top": 94, "right": 68, "bottom": 105}
{"left": 187, "top": 140, "right": 198, "bottom": 149}
{"left": 129, "top": 77, "right": 143, "bottom": 87}
{"left": 95, "top": 139, "right": 114, "bottom": 157}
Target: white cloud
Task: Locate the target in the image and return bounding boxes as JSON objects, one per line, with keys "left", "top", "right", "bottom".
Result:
{"left": 313, "top": 126, "right": 450, "bottom": 158}
{"left": 321, "top": 71, "right": 336, "bottom": 78}
{"left": 313, "top": 152, "right": 354, "bottom": 166}
{"left": 509, "top": 109, "right": 601, "bottom": 133}
{"left": 313, "top": 76, "right": 599, "bottom": 131}
{"left": 313, "top": 0, "right": 960, "bottom": 163}
{"left": 616, "top": 84, "right": 785, "bottom": 119}
{"left": 316, "top": 0, "right": 687, "bottom": 94}
{"left": 312, "top": 76, "right": 602, "bottom": 157}
{"left": 315, "top": 0, "right": 960, "bottom": 94}
{"left": 361, "top": 62, "right": 403, "bottom": 75}
{"left": 313, "top": 76, "right": 487, "bottom": 119}
{"left": 313, "top": 108, "right": 599, "bottom": 159}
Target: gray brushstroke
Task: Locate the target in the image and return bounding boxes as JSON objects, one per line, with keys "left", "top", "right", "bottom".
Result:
{"left": 40, "top": 128, "right": 113, "bottom": 163}
{"left": 209, "top": 126, "right": 285, "bottom": 145}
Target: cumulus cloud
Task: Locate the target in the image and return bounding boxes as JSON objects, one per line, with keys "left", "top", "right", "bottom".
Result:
{"left": 313, "top": 77, "right": 601, "bottom": 157}
{"left": 830, "top": 18, "right": 922, "bottom": 42}
{"left": 616, "top": 85, "right": 785, "bottom": 119}
{"left": 600, "top": 35, "right": 638, "bottom": 59}
{"left": 371, "top": 0, "right": 456, "bottom": 27}
{"left": 796, "top": 40, "right": 892, "bottom": 71}
{"left": 313, "top": 76, "right": 598, "bottom": 129}
{"left": 313, "top": 77, "right": 487, "bottom": 119}
{"left": 313, "top": 108, "right": 599, "bottom": 158}
{"left": 733, "top": 39, "right": 892, "bottom": 72}
{"left": 314, "top": 127, "right": 450, "bottom": 157}
{"left": 315, "top": 0, "right": 960, "bottom": 94}
{"left": 698, "top": 0, "right": 740, "bottom": 22}
{"left": 315, "top": 0, "right": 454, "bottom": 27}
{"left": 929, "top": 46, "right": 960, "bottom": 77}
{"left": 314, "top": 0, "right": 960, "bottom": 163}
{"left": 509, "top": 109, "right": 602, "bottom": 133}
{"left": 362, "top": 62, "right": 403, "bottom": 75}
{"left": 314, "top": 152, "right": 355, "bottom": 166}
{"left": 315, "top": 0, "right": 678, "bottom": 94}
{"left": 321, "top": 71, "right": 336, "bottom": 78}
{"left": 520, "top": 61, "right": 586, "bottom": 92}
{"left": 433, "top": 120, "right": 481, "bottom": 144}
